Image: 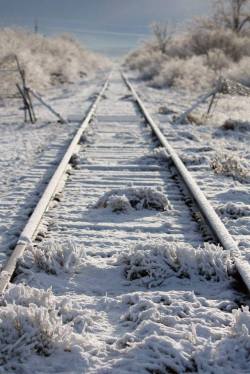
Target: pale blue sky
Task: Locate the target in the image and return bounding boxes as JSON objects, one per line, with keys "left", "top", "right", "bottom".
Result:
{"left": 0, "top": 0, "right": 212, "bottom": 56}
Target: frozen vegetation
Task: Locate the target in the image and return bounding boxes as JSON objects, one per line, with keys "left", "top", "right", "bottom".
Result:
{"left": 0, "top": 56, "right": 249, "bottom": 372}
{"left": 210, "top": 152, "right": 249, "bottom": 182}
{"left": 18, "top": 240, "right": 85, "bottom": 275}
{"left": 116, "top": 293, "right": 250, "bottom": 373}
{"left": 118, "top": 242, "right": 233, "bottom": 287}
{"left": 125, "top": 10, "right": 250, "bottom": 91}
{"left": 95, "top": 186, "right": 171, "bottom": 213}
{"left": 0, "top": 27, "right": 110, "bottom": 92}
{"left": 0, "top": 284, "right": 91, "bottom": 373}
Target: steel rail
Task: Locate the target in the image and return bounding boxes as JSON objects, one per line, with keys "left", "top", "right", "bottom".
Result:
{"left": 0, "top": 75, "right": 111, "bottom": 294}
{"left": 121, "top": 72, "right": 250, "bottom": 292}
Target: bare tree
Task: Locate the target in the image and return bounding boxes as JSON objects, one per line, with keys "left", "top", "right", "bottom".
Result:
{"left": 151, "top": 22, "right": 172, "bottom": 54}
{"left": 215, "top": 0, "right": 250, "bottom": 33}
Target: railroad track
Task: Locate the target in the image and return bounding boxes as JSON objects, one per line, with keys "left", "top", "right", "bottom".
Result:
{"left": 0, "top": 70, "right": 249, "bottom": 372}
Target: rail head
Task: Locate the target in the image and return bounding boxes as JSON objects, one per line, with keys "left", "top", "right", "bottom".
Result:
{"left": 0, "top": 74, "right": 111, "bottom": 294}
{"left": 121, "top": 71, "right": 250, "bottom": 293}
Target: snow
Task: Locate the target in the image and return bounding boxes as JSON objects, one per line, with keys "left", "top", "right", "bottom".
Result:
{"left": 127, "top": 72, "right": 250, "bottom": 255}
{"left": 0, "top": 75, "right": 104, "bottom": 268}
{"left": 0, "top": 70, "right": 249, "bottom": 372}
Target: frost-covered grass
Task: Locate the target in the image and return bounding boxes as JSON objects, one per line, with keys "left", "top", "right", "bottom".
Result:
{"left": 195, "top": 306, "right": 250, "bottom": 373}
{"left": 0, "top": 303, "right": 74, "bottom": 370}
{"left": 118, "top": 242, "right": 233, "bottom": 287}
{"left": 95, "top": 186, "right": 171, "bottom": 213}
{"left": 3, "top": 284, "right": 93, "bottom": 334}
{"left": 18, "top": 240, "right": 85, "bottom": 275}
{"left": 114, "top": 291, "right": 250, "bottom": 373}
{"left": 210, "top": 152, "right": 249, "bottom": 182}
{"left": 0, "top": 27, "right": 110, "bottom": 92}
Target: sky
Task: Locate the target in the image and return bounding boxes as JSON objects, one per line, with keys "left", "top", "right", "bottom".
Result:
{"left": 0, "top": 0, "right": 212, "bottom": 57}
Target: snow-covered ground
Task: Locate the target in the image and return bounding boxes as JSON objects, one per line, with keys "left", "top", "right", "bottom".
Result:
{"left": 127, "top": 74, "right": 250, "bottom": 261}
{"left": 1, "top": 71, "right": 249, "bottom": 373}
{"left": 0, "top": 72, "right": 250, "bottom": 374}
{"left": 0, "top": 74, "right": 106, "bottom": 266}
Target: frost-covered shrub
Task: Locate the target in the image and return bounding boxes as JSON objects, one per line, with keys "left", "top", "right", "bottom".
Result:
{"left": 118, "top": 242, "right": 232, "bottom": 287}
{"left": 210, "top": 152, "right": 249, "bottom": 181}
{"left": 151, "top": 58, "right": 183, "bottom": 88}
{"left": 221, "top": 119, "right": 250, "bottom": 132}
{"left": 152, "top": 56, "right": 215, "bottom": 90}
{"left": 0, "top": 303, "right": 73, "bottom": 370}
{"left": 3, "top": 284, "right": 55, "bottom": 309}
{"left": 216, "top": 202, "right": 250, "bottom": 219}
{"left": 188, "top": 27, "right": 249, "bottom": 61}
{"left": 0, "top": 27, "right": 110, "bottom": 91}
{"left": 125, "top": 45, "right": 163, "bottom": 73}
{"left": 205, "top": 48, "right": 231, "bottom": 71}
{"left": 125, "top": 22, "right": 250, "bottom": 91}
{"left": 3, "top": 284, "right": 92, "bottom": 334}
{"left": 227, "top": 56, "right": 250, "bottom": 87}
{"left": 104, "top": 195, "right": 133, "bottom": 213}
{"left": 19, "top": 240, "right": 85, "bottom": 275}
{"left": 95, "top": 186, "right": 171, "bottom": 213}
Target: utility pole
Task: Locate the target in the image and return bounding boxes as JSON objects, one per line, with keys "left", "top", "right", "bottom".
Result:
{"left": 34, "top": 19, "right": 38, "bottom": 34}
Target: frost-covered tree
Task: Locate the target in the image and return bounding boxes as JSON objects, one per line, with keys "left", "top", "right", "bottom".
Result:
{"left": 151, "top": 22, "right": 172, "bottom": 54}
{"left": 215, "top": 0, "right": 250, "bottom": 33}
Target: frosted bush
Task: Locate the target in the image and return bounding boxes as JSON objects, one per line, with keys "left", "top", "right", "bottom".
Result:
{"left": 0, "top": 27, "right": 110, "bottom": 91}
{"left": 0, "top": 303, "right": 74, "bottom": 370}
{"left": 95, "top": 186, "right": 171, "bottom": 213}
{"left": 125, "top": 23, "right": 250, "bottom": 91}
{"left": 152, "top": 56, "right": 215, "bottom": 90}
{"left": 104, "top": 195, "right": 133, "bottom": 213}
{"left": 174, "top": 56, "right": 215, "bottom": 90}
{"left": 118, "top": 242, "right": 232, "bottom": 287}
{"left": 227, "top": 56, "right": 250, "bottom": 87}
{"left": 210, "top": 152, "right": 249, "bottom": 182}
{"left": 151, "top": 58, "right": 183, "bottom": 88}
{"left": 4, "top": 284, "right": 55, "bottom": 309}
{"left": 19, "top": 240, "right": 85, "bottom": 275}
{"left": 188, "top": 27, "right": 249, "bottom": 61}
{"left": 125, "top": 45, "right": 162, "bottom": 73}
{"left": 205, "top": 48, "right": 231, "bottom": 72}
{"left": 221, "top": 119, "right": 250, "bottom": 132}
{"left": 216, "top": 202, "right": 250, "bottom": 219}
{"left": 138, "top": 61, "right": 162, "bottom": 81}
{"left": 3, "top": 284, "right": 92, "bottom": 334}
